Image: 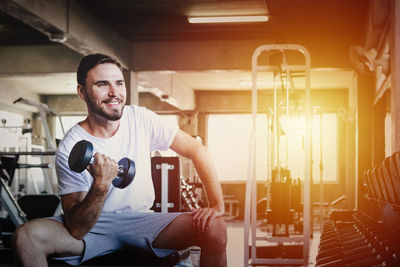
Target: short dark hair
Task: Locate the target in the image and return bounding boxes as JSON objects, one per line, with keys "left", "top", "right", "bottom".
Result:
{"left": 77, "top": 53, "right": 122, "bottom": 88}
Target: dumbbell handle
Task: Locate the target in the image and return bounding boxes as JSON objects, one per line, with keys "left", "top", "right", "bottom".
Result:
{"left": 88, "top": 156, "right": 125, "bottom": 176}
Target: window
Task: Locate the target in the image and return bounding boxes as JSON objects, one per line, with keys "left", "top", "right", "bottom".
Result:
{"left": 207, "top": 113, "right": 338, "bottom": 182}
{"left": 208, "top": 114, "right": 268, "bottom": 181}
{"left": 311, "top": 113, "right": 338, "bottom": 183}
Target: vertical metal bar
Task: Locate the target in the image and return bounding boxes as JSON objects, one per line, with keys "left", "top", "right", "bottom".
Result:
{"left": 391, "top": 0, "right": 400, "bottom": 152}
{"left": 251, "top": 49, "right": 258, "bottom": 264}
{"left": 39, "top": 109, "right": 55, "bottom": 150}
{"left": 286, "top": 67, "right": 290, "bottom": 167}
{"left": 41, "top": 164, "right": 54, "bottom": 194}
{"left": 244, "top": 47, "right": 260, "bottom": 267}
{"left": 303, "top": 47, "right": 312, "bottom": 266}
{"left": 57, "top": 116, "right": 66, "bottom": 136}
{"left": 273, "top": 72, "right": 279, "bottom": 180}
{"left": 267, "top": 113, "right": 271, "bottom": 211}
{"left": 161, "top": 163, "right": 169, "bottom": 213}
{"left": 352, "top": 74, "right": 359, "bottom": 210}
{"left": 320, "top": 114, "right": 324, "bottom": 230}
{"left": 0, "top": 179, "right": 27, "bottom": 226}
{"left": 244, "top": 133, "right": 254, "bottom": 267}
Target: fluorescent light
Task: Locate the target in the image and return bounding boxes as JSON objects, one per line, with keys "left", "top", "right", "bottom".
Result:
{"left": 188, "top": 15, "right": 269, "bottom": 24}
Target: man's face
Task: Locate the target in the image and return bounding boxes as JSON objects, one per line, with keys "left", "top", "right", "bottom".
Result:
{"left": 81, "top": 63, "right": 127, "bottom": 121}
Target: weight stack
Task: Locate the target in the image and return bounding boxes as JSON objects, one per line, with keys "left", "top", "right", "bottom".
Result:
{"left": 268, "top": 169, "right": 293, "bottom": 225}
{"left": 151, "top": 156, "right": 181, "bottom": 212}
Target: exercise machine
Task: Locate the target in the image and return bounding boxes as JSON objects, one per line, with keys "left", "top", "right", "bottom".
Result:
{"left": 244, "top": 44, "right": 312, "bottom": 266}
{"left": 0, "top": 151, "right": 60, "bottom": 226}
{"left": 13, "top": 97, "right": 65, "bottom": 150}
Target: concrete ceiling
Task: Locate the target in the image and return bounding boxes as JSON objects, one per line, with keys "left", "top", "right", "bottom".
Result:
{"left": 0, "top": 0, "right": 370, "bottom": 109}
{"left": 75, "top": 0, "right": 367, "bottom": 42}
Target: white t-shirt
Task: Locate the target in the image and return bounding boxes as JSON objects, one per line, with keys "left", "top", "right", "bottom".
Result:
{"left": 55, "top": 105, "right": 179, "bottom": 213}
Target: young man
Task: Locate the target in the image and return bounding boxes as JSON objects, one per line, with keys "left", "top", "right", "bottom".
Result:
{"left": 12, "top": 54, "right": 227, "bottom": 267}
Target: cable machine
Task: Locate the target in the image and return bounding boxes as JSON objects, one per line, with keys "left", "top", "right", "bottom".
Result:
{"left": 244, "top": 44, "right": 312, "bottom": 266}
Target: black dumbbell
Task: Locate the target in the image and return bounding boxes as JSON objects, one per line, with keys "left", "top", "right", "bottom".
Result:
{"left": 68, "top": 140, "right": 136, "bottom": 189}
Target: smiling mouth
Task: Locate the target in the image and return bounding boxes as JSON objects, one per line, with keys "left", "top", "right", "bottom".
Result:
{"left": 104, "top": 98, "right": 122, "bottom": 105}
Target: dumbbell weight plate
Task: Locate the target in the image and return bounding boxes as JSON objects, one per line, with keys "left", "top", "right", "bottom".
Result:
{"left": 112, "top": 157, "right": 136, "bottom": 188}
{"left": 68, "top": 140, "right": 93, "bottom": 173}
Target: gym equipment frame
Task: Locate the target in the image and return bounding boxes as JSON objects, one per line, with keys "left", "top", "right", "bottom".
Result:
{"left": 0, "top": 177, "right": 27, "bottom": 226}
{"left": 13, "top": 97, "right": 66, "bottom": 194}
{"left": 244, "top": 44, "right": 312, "bottom": 266}
{"left": 13, "top": 97, "right": 65, "bottom": 150}
{"left": 151, "top": 157, "right": 181, "bottom": 213}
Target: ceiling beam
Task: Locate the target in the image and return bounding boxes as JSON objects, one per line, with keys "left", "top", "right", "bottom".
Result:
{"left": 139, "top": 72, "right": 195, "bottom": 111}
{"left": 132, "top": 39, "right": 355, "bottom": 71}
{"left": 0, "top": 45, "right": 81, "bottom": 75}
{"left": 0, "top": 0, "right": 131, "bottom": 68}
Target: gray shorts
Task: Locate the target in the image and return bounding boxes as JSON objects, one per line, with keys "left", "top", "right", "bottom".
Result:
{"left": 48, "top": 211, "right": 184, "bottom": 265}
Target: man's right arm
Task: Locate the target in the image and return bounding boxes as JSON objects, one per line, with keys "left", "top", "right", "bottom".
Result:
{"left": 61, "top": 153, "right": 118, "bottom": 240}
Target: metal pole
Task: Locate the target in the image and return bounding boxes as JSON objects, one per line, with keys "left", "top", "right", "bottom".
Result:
{"left": 284, "top": 53, "right": 290, "bottom": 168}
{"left": 244, "top": 49, "right": 259, "bottom": 266}
{"left": 319, "top": 113, "right": 324, "bottom": 230}
{"left": 303, "top": 47, "right": 312, "bottom": 266}
{"left": 0, "top": 179, "right": 27, "bottom": 226}
{"left": 273, "top": 72, "right": 279, "bottom": 181}
{"left": 161, "top": 163, "right": 169, "bottom": 213}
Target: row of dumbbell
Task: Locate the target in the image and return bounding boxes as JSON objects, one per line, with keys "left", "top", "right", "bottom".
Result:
{"left": 317, "top": 213, "right": 400, "bottom": 266}
{"left": 315, "top": 213, "right": 400, "bottom": 267}
{"left": 353, "top": 213, "right": 400, "bottom": 266}
{"left": 181, "top": 179, "right": 200, "bottom": 211}
{"left": 352, "top": 214, "right": 400, "bottom": 266}
{"left": 317, "top": 221, "right": 381, "bottom": 267}
{"left": 362, "top": 152, "right": 400, "bottom": 207}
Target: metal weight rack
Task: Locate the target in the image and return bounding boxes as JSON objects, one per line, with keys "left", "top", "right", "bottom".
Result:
{"left": 244, "top": 44, "right": 312, "bottom": 266}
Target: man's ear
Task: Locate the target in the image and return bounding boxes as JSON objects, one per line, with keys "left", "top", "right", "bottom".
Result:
{"left": 77, "top": 85, "right": 86, "bottom": 101}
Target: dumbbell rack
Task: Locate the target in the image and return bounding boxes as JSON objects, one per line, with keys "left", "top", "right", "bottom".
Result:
{"left": 180, "top": 178, "right": 201, "bottom": 211}
{"left": 314, "top": 149, "right": 400, "bottom": 267}
{"left": 244, "top": 44, "right": 312, "bottom": 266}
{"left": 316, "top": 212, "right": 400, "bottom": 267}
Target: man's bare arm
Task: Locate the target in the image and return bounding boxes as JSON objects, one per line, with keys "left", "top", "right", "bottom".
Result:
{"left": 61, "top": 153, "right": 118, "bottom": 239}
{"left": 170, "top": 129, "right": 224, "bottom": 232}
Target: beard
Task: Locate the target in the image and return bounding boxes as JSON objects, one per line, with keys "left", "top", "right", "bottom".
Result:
{"left": 86, "top": 95, "right": 125, "bottom": 121}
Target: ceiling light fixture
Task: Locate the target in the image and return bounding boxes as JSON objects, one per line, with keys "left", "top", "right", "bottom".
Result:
{"left": 188, "top": 15, "right": 269, "bottom": 24}
{"left": 48, "top": 32, "right": 67, "bottom": 43}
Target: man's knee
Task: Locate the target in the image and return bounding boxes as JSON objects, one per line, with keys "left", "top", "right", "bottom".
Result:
{"left": 13, "top": 223, "right": 29, "bottom": 249}
{"left": 202, "top": 218, "right": 227, "bottom": 250}
{"left": 13, "top": 220, "right": 53, "bottom": 253}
